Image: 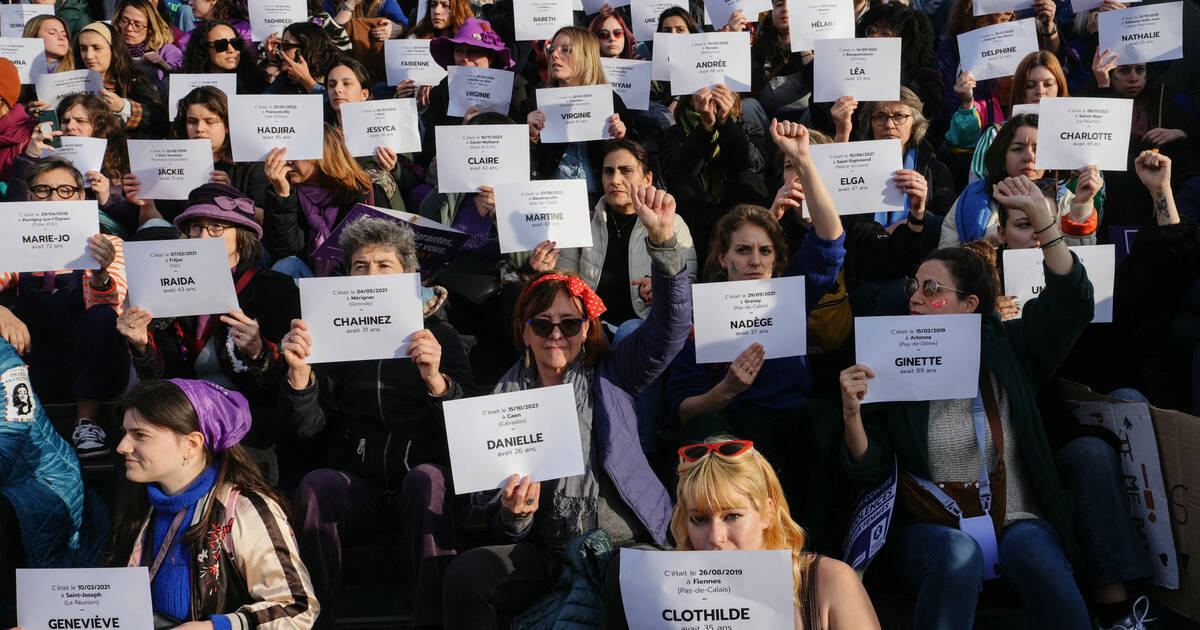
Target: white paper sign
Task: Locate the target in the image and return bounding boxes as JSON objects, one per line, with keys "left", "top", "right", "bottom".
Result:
{"left": 227, "top": 94, "right": 324, "bottom": 162}
{"left": 383, "top": 38, "right": 447, "bottom": 86}
{"left": 631, "top": 0, "right": 688, "bottom": 41}
{"left": 813, "top": 37, "right": 901, "bottom": 103}
{"left": 340, "top": 98, "right": 421, "bottom": 157}
{"left": 0, "top": 4, "right": 52, "bottom": 37}
{"left": 600, "top": 57, "right": 652, "bottom": 110}
{"left": 0, "top": 37, "right": 45, "bottom": 83}
{"left": 442, "top": 385, "right": 586, "bottom": 494}
{"left": 855, "top": 314, "right": 982, "bottom": 403}
{"left": 494, "top": 179, "right": 592, "bottom": 253}
{"left": 514, "top": 0, "right": 574, "bottom": 41}
{"left": 973, "top": 0, "right": 1033, "bottom": 15}
{"left": 447, "top": 65, "right": 515, "bottom": 117}
{"left": 49, "top": 136, "right": 107, "bottom": 186}
{"left": 619, "top": 549, "right": 795, "bottom": 630}
{"left": 168, "top": 73, "right": 237, "bottom": 119}
{"left": 957, "top": 18, "right": 1039, "bottom": 81}
{"left": 34, "top": 69, "right": 102, "bottom": 108}
{"left": 0, "top": 201, "right": 99, "bottom": 273}
{"left": 128, "top": 139, "right": 215, "bottom": 200}
{"left": 1002, "top": 244, "right": 1115, "bottom": 323}
{"left": 248, "top": 0, "right": 305, "bottom": 40}
{"left": 788, "top": 0, "right": 855, "bottom": 52}
{"left": 1036, "top": 96, "right": 1133, "bottom": 171}
{"left": 705, "top": 0, "right": 769, "bottom": 30}
{"left": 299, "top": 273, "right": 424, "bottom": 363}
{"left": 435, "top": 124, "right": 530, "bottom": 193}
{"left": 1071, "top": 0, "right": 1139, "bottom": 14}
{"left": 17, "top": 567, "right": 153, "bottom": 630}
{"left": 651, "top": 31, "right": 680, "bottom": 81}
{"left": 1011, "top": 103, "right": 1038, "bottom": 117}
{"left": 669, "top": 31, "right": 752, "bottom": 95}
{"left": 536, "top": 84, "right": 614, "bottom": 143}
{"left": 808, "top": 138, "right": 905, "bottom": 216}
{"left": 1098, "top": 2, "right": 1183, "bottom": 65}
{"left": 125, "top": 238, "right": 239, "bottom": 318}
{"left": 582, "top": 0, "right": 630, "bottom": 13}
{"left": 691, "top": 276, "right": 808, "bottom": 364}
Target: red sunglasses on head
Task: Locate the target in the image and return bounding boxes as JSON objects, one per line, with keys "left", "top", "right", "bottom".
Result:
{"left": 678, "top": 440, "right": 754, "bottom": 462}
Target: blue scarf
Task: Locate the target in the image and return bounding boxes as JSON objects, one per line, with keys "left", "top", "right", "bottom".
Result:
{"left": 145, "top": 465, "right": 219, "bottom": 621}
{"left": 874, "top": 148, "right": 917, "bottom": 227}
{"left": 956, "top": 179, "right": 1070, "bottom": 243}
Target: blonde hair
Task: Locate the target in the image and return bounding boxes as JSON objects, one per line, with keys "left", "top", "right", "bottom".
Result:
{"left": 316, "top": 123, "right": 372, "bottom": 205}
{"left": 23, "top": 15, "right": 74, "bottom": 72}
{"left": 671, "top": 437, "right": 813, "bottom": 605}
{"left": 551, "top": 27, "right": 607, "bottom": 87}
{"left": 116, "top": 0, "right": 174, "bottom": 51}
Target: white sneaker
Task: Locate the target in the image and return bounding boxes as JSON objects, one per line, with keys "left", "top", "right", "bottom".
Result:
{"left": 72, "top": 418, "right": 109, "bottom": 459}
{"left": 1099, "top": 596, "right": 1156, "bottom": 630}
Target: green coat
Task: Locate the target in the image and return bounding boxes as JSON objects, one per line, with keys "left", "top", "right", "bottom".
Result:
{"left": 54, "top": 0, "right": 91, "bottom": 41}
{"left": 842, "top": 254, "right": 1095, "bottom": 565}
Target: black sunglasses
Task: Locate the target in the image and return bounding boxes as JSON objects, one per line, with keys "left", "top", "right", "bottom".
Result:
{"left": 207, "top": 37, "right": 245, "bottom": 53}
{"left": 904, "top": 276, "right": 970, "bottom": 299}
{"left": 526, "top": 318, "right": 586, "bottom": 338}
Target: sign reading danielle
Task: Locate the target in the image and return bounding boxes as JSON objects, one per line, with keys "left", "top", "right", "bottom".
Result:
{"left": 125, "top": 238, "right": 240, "bottom": 318}
{"left": 691, "top": 276, "right": 808, "bottom": 364}
{"left": 227, "top": 94, "right": 324, "bottom": 162}
{"left": 435, "top": 124, "right": 530, "bottom": 193}
{"left": 812, "top": 37, "right": 901, "bottom": 102}
{"left": 17, "top": 567, "right": 153, "bottom": 630}
{"left": 854, "top": 314, "right": 981, "bottom": 403}
{"left": 1035, "top": 97, "right": 1132, "bottom": 171}
{"left": 807, "top": 139, "right": 904, "bottom": 216}
{"left": 0, "top": 201, "right": 98, "bottom": 273}
{"left": 299, "top": 273, "right": 424, "bottom": 363}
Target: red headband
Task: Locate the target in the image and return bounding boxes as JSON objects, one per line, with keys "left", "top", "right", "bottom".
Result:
{"left": 523, "top": 274, "right": 607, "bottom": 320}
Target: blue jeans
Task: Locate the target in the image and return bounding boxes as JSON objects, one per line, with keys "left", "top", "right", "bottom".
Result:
{"left": 271, "top": 255, "right": 315, "bottom": 281}
{"left": 612, "top": 318, "right": 663, "bottom": 453}
{"left": 890, "top": 519, "right": 1091, "bottom": 630}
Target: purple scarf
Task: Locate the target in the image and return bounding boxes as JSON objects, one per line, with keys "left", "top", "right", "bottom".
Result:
{"left": 127, "top": 41, "right": 149, "bottom": 58}
{"left": 296, "top": 184, "right": 340, "bottom": 276}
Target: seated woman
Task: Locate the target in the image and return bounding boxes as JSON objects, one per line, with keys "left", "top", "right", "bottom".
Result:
{"left": 265, "top": 22, "right": 341, "bottom": 95}
{"left": 280, "top": 217, "right": 473, "bottom": 629}
{"left": 839, "top": 175, "right": 1096, "bottom": 629}
{"left": 75, "top": 22, "right": 168, "bottom": 138}
{"left": 115, "top": 0, "right": 184, "bottom": 87}
{"left": 604, "top": 438, "right": 881, "bottom": 630}
{"left": 111, "top": 378, "right": 318, "bottom": 628}
{"left": 441, "top": 185, "right": 693, "bottom": 630}
{"left": 939, "top": 114, "right": 1101, "bottom": 247}
{"left": 181, "top": 20, "right": 269, "bottom": 94}
{"left": 22, "top": 15, "right": 75, "bottom": 76}
{"left": 175, "top": 87, "right": 269, "bottom": 211}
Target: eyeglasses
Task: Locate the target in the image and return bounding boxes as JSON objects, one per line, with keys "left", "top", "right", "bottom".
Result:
{"left": 116, "top": 17, "right": 147, "bottom": 31}
{"left": 186, "top": 222, "right": 233, "bottom": 237}
{"left": 870, "top": 112, "right": 912, "bottom": 126}
{"left": 207, "top": 37, "right": 244, "bottom": 53}
{"left": 678, "top": 440, "right": 754, "bottom": 462}
{"left": 864, "top": 24, "right": 895, "bottom": 37}
{"left": 29, "top": 184, "right": 83, "bottom": 200}
{"left": 525, "top": 317, "right": 586, "bottom": 338}
{"left": 597, "top": 28, "right": 624, "bottom": 40}
{"left": 904, "top": 276, "right": 971, "bottom": 299}
{"left": 544, "top": 43, "right": 573, "bottom": 57}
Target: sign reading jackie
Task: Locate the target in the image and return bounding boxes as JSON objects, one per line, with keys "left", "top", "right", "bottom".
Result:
{"left": 17, "top": 567, "right": 153, "bottom": 630}
{"left": 312, "top": 204, "right": 468, "bottom": 276}
{"left": 228, "top": 94, "right": 325, "bottom": 162}
{"left": 299, "top": 273, "right": 424, "bottom": 364}
{"left": 812, "top": 37, "right": 901, "bottom": 103}
{"left": 125, "top": 238, "right": 239, "bottom": 319}
{"left": 854, "top": 314, "right": 982, "bottom": 403}
{"left": 0, "top": 37, "right": 46, "bottom": 84}
{"left": 0, "top": 4, "right": 53, "bottom": 38}
{"left": 807, "top": 138, "right": 905, "bottom": 216}
{"left": 442, "top": 385, "right": 586, "bottom": 495}
{"left": 127, "top": 139, "right": 215, "bottom": 200}
{"left": 248, "top": 0, "right": 306, "bottom": 40}
{"left": 631, "top": 0, "right": 688, "bottom": 41}
{"left": 691, "top": 276, "right": 808, "bottom": 364}
{"left": 1098, "top": 2, "right": 1183, "bottom": 65}
{"left": 494, "top": 179, "right": 592, "bottom": 253}
{"left": 1003, "top": 244, "right": 1115, "bottom": 323}
{"left": 435, "top": 124, "right": 530, "bottom": 193}
{"left": 447, "top": 65, "right": 515, "bottom": 117}
{"left": 668, "top": 31, "right": 752, "bottom": 95}
{"left": 600, "top": 58, "right": 652, "bottom": 111}
{"left": 1035, "top": 96, "right": 1133, "bottom": 171}
{"left": 384, "top": 38, "right": 447, "bottom": 86}
{"left": 618, "top": 549, "right": 795, "bottom": 630}
{"left": 340, "top": 98, "right": 422, "bottom": 157}
{"left": 35, "top": 69, "right": 103, "bottom": 109}
{"left": 168, "top": 73, "right": 237, "bottom": 119}
{"left": 788, "top": 0, "right": 855, "bottom": 52}
{"left": 0, "top": 201, "right": 98, "bottom": 274}
{"left": 535, "top": 84, "right": 615, "bottom": 143}
{"left": 514, "top": 0, "right": 574, "bottom": 41}
{"left": 956, "top": 18, "right": 1039, "bottom": 81}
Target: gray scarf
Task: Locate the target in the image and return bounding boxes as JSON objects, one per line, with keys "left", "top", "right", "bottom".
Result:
{"left": 494, "top": 358, "right": 599, "bottom": 549}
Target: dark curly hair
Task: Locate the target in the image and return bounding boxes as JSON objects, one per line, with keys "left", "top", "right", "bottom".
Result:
{"left": 281, "top": 22, "right": 341, "bottom": 82}
{"left": 856, "top": 3, "right": 937, "bottom": 71}
{"left": 56, "top": 93, "right": 129, "bottom": 179}
{"left": 182, "top": 20, "right": 265, "bottom": 92}
{"left": 922, "top": 245, "right": 998, "bottom": 315}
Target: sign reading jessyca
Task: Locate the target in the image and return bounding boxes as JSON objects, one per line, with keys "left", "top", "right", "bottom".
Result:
{"left": 0, "top": 201, "right": 99, "bottom": 274}
{"left": 691, "top": 275, "right": 808, "bottom": 364}
{"left": 442, "top": 384, "right": 586, "bottom": 494}
{"left": 18, "top": 567, "right": 153, "bottom": 630}
{"left": 618, "top": 549, "right": 796, "bottom": 630}
{"left": 299, "top": 272, "right": 425, "bottom": 364}
{"left": 854, "top": 314, "right": 982, "bottom": 403}
{"left": 125, "top": 238, "right": 240, "bottom": 318}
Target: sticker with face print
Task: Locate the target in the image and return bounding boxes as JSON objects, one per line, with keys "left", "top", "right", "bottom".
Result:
{"left": 4, "top": 366, "right": 37, "bottom": 422}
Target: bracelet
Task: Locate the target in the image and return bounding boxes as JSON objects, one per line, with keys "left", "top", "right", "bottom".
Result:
{"left": 1039, "top": 235, "right": 1066, "bottom": 249}
{"left": 906, "top": 212, "right": 925, "bottom": 226}
{"left": 1035, "top": 220, "right": 1058, "bottom": 235}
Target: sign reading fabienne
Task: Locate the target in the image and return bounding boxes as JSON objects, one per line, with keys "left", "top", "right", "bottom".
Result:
{"left": 813, "top": 37, "right": 901, "bottom": 103}
{"left": 17, "top": 567, "right": 153, "bottom": 630}
{"left": 442, "top": 385, "right": 585, "bottom": 494}
{"left": 618, "top": 549, "right": 795, "bottom": 630}
{"left": 494, "top": 179, "right": 592, "bottom": 253}
{"left": 854, "top": 314, "right": 981, "bottom": 403}
{"left": 384, "top": 38, "right": 447, "bottom": 86}
{"left": 435, "top": 124, "right": 530, "bottom": 193}
{"left": 1003, "top": 244, "right": 1115, "bottom": 323}
{"left": 299, "top": 273, "right": 424, "bottom": 363}
{"left": 0, "top": 201, "right": 98, "bottom": 273}
{"left": 125, "top": 238, "right": 239, "bottom": 318}
{"left": 808, "top": 138, "right": 904, "bottom": 216}
{"left": 1098, "top": 1, "right": 1183, "bottom": 65}
{"left": 1035, "top": 96, "right": 1132, "bottom": 171}
{"left": 691, "top": 276, "right": 807, "bottom": 364}
{"left": 228, "top": 94, "right": 324, "bottom": 162}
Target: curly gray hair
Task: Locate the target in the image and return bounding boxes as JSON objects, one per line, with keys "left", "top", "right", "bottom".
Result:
{"left": 338, "top": 217, "right": 419, "bottom": 273}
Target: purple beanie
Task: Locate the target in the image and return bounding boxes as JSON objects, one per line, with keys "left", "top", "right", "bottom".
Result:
{"left": 172, "top": 182, "right": 263, "bottom": 239}
{"left": 167, "top": 378, "right": 251, "bottom": 453}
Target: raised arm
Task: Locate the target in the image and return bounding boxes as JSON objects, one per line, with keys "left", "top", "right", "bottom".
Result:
{"left": 1135, "top": 150, "right": 1179, "bottom": 226}
{"left": 769, "top": 119, "right": 844, "bottom": 241}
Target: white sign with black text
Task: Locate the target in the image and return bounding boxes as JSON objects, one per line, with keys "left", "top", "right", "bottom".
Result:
{"left": 600, "top": 58, "right": 652, "bottom": 111}
{"left": 17, "top": 567, "right": 153, "bottom": 630}
{"left": 127, "top": 139, "right": 215, "bottom": 200}
{"left": 813, "top": 37, "right": 901, "bottom": 103}
{"left": 168, "top": 73, "right": 237, "bottom": 119}
{"left": 808, "top": 138, "right": 905, "bottom": 216}
{"left": 957, "top": 18, "right": 1039, "bottom": 81}
{"left": 0, "top": 38, "right": 46, "bottom": 84}
{"left": 692, "top": 276, "right": 808, "bottom": 364}
{"left": 299, "top": 273, "right": 424, "bottom": 363}
{"left": 49, "top": 137, "right": 107, "bottom": 187}
{"left": 494, "top": 179, "right": 592, "bottom": 253}
{"left": 125, "top": 238, "right": 239, "bottom": 318}
{"left": 651, "top": 31, "right": 681, "bottom": 81}
{"left": 1002, "top": 244, "right": 1115, "bottom": 323}
{"left": 0, "top": 201, "right": 98, "bottom": 273}
{"left": 788, "top": 0, "right": 856, "bottom": 52}
{"left": 854, "top": 314, "right": 982, "bottom": 403}
{"left": 248, "top": 0, "right": 306, "bottom": 40}
{"left": 668, "top": 31, "right": 752, "bottom": 95}
{"left": 435, "top": 124, "right": 530, "bottom": 193}
{"left": 704, "top": 0, "right": 770, "bottom": 30}
{"left": 34, "top": 69, "right": 102, "bottom": 109}
{"left": 536, "top": 84, "right": 615, "bottom": 143}
{"left": 973, "top": 0, "right": 1033, "bottom": 15}
{"left": 1035, "top": 96, "right": 1133, "bottom": 171}
{"left": 1098, "top": 2, "right": 1183, "bottom": 65}
{"left": 447, "top": 65, "right": 515, "bottom": 117}
{"left": 0, "top": 4, "right": 53, "bottom": 38}
{"left": 631, "top": 0, "right": 688, "bottom": 41}
{"left": 384, "top": 38, "right": 447, "bottom": 86}
{"left": 340, "top": 98, "right": 422, "bottom": 157}
{"left": 227, "top": 94, "right": 325, "bottom": 162}
{"left": 582, "top": 0, "right": 629, "bottom": 13}
{"left": 514, "top": 0, "right": 574, "bottom": 41}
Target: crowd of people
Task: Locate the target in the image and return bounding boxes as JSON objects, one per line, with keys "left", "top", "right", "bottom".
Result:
{"left": 0, "top": 0, "right": 1196, "bottom": 628}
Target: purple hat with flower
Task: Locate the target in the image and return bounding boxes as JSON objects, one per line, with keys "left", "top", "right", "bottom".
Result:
{"left": 429, "top": 18, "right": 514, "bottom": 70}
{"left": 172, "top": 182, "right": 262, "bottom": 239}
{"left": 167, "top": 379, "right": 251, "bottom": 453}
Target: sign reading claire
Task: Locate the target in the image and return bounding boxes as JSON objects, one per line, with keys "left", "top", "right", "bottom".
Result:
{"left": 0, "top": 201, "right": 98, "bottom": 274}
{"left": 442, "top": 385, "right": 586, "bottom": 495}
{"left": 299, "top": 273, "right": 424, "bottom": 363}
{"left": 618, "top": 549, "right": 795, "bottom": 630}
{"left": 125, "top": 238, "right": 239, "bottom": 318}
{"left": 17, "top": 567, "right": 153, "bottom": 630}
{"left": 854, "top": 314, "right": 981, "bottom": 403}
{"left": 691, "top": 276, "right": 807, "bottom": 364}
{"left": 435, "top": 124, "right": 530, "bottom": 193}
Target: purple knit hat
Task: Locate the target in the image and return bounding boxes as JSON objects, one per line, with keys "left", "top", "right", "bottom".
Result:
{"left": 429, "top": 18, "right": 514, "bottom": 70}
{"left": 167, "top": 379, "right": 251, "bottom": 453}
{"left": 172, "top": 182, "right": 263, "bottom": 239}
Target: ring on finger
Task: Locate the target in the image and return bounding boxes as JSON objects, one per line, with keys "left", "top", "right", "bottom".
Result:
{"left": 524, "top": 496, "right": 535, "bottom": 505}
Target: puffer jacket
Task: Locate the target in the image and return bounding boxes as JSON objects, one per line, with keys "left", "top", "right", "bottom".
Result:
{"left": 511, "top": 530, "right": 616, "bottom": 630}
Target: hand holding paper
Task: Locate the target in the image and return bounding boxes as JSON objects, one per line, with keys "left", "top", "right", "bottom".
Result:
{"left": 281, "top": 318, "right": 314, "bottom": 389}
{"left": 219, "top": 308, "right": 264, "bottom": 360}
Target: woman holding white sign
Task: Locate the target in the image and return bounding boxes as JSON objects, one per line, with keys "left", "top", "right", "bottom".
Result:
{"left": 75, "top": 22, "right": 168, "bottom": 138}
{"left": 839, "top": 175, "right": 1095, "bottom": 628}
{"left": 180, "top": 21, "right": 269, "bottom": 94}
{"left": 441, "top": 185, "right": 692, "bottom": 629}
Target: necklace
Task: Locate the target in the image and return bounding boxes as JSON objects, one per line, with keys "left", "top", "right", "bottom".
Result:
{"left": 610, "top": 209, "right": 639, "bottom": 241}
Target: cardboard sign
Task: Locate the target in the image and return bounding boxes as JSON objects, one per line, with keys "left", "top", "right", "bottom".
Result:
{"left": 691, "top": 276, "right": 808, "bottom": 364}
{"left": 812, "top": 37, "right": 901, "bottom": 103}
{"left": 494, "top": 179, "right": 592, "bottom": 253}
{"left": 383, "top": 38, "right": 447, "bottom": 86}
{"left": 668, "top": 31, "right": 752, "bottom": 95}
{"left": 788, "top": 0, "right": 856, "bottom": 52}
{"left": 957, "top": 18, "right": 1040, "bottom": 81}
{"left": 299, "top": 273, "right": 424, "bottom": 363}
{"left": 808, "top": 138, "right": 905, "bottom": 216}
{"left": 127, "top": 139, "right": 215, "bottom": 200}
{"left": 124, "top": 238, "right": 239, "bottom": 318}
{"left": 1002, "top": 244, "right": 1115, "bottom": 323}
{"left": 0, "top": 201, "right": 99, "bottom": 273}
{"left": 1036, "top": 96, "right": 1133, "bottom": 171}
{"left": 1098, "top": 2, "right": 1183, "bottom": 65}
{"left": 854, "top": 314, "right": 982, "bottom": 403}
{"left": 17, "top": 567, "right": 153, "bottom": 630}
{"left": 227, "top": 94, "right": 325, "bottom": 162}
{"left": 435, "top": 124, "right": 530, "bottom": 193}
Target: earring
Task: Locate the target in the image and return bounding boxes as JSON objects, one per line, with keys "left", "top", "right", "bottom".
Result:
{"left": 523, "top": 345, "right": 532, "bottom": 368}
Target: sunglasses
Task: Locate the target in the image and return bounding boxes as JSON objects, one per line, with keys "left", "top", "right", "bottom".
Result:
{"left": 904, "top": 276, "right": 971, "bottom": 299}
{"left": 678, "top": 440, "right": 754, "bottom": 462}
{"left": 207, "top": 37, "right": 244, "bottom": 53}
{"left": 597, "top": 28, "right": 624, "bottom": 39}
{"left": 526, "top": 317, "right": 586, "bottom": 338}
